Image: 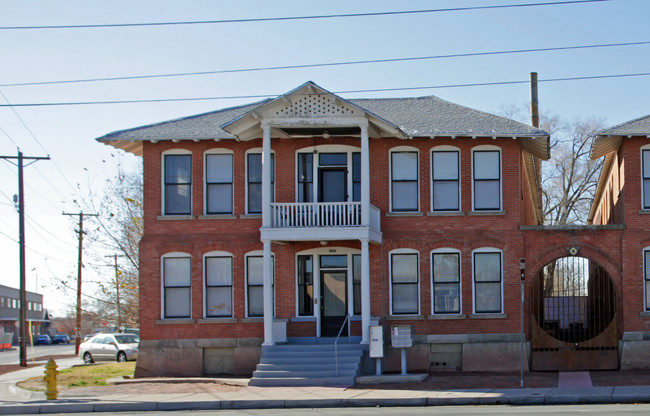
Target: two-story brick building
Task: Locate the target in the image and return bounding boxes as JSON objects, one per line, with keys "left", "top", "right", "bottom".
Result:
{"left": 0, "top": 284, "right": 48, "bottom": 346}
{"left": 98, "top": 81, "right": 650, "bottom": 382}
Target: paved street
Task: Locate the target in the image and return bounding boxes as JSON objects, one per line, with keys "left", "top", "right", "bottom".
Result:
{"left": 12, "top": 404, "right": 650, "bottom": 416}
{"left": 0, "top": 345, "right": 75, "bottom": 366}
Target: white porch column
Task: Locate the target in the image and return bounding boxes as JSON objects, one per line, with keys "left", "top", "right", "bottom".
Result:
{"left": 261, "top": 124, "right": 272, "bottom": 228}
{"left": 361, "top": 238, "right": 371, "bottom": 344}
{"left": 261, "top": 123, "right": 274, "bottom": 346}
{"left": 360, "top": 122, "right": 370, "bottom": 226}
{"left": 262, "top": 239, "right": 274, "bottom": 346}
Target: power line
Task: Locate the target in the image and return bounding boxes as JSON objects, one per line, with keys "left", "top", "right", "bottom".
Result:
{"left": 0, "top": 186, "right": 14, "bottom": 203}
{"left": 25, "top": 214, "right": 78, "bottom": 249}
{"left": 1, "top": 71, "right": 649, "bottom": 107}
{"left": 0, "top": 229, "right": 17, "bottom": 243}
{"left": 0, "top": 123, "right": 20, "bottom": 149}
{"left": 1, "top": 40, "right": 647, "bottom": 88}
{"left": 0, "top": 89, "right": 49, "bottom": 155}
{"left": 1, "top": 154, "right": 68, "bottom": 212}
{"left": 0, "top": 90, "right": 84, "bottom": 206}
{"left": 0, "top": 1, "right": 610, "bottom": 30}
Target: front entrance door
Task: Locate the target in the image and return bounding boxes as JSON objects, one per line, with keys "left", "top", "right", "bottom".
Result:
{"left": 320, "top": 270, "right": 348, "bottom": 337}
{"left": 319, "top": 168, "right": 347, "bottom": 202}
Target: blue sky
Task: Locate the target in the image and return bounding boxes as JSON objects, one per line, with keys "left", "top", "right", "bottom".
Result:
{"left": 0, "top": 0, "right": 648, "bottom": 316}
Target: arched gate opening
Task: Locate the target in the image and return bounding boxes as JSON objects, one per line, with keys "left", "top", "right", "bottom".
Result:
{"left": 530, "top": 256, "right": 618, "bottom": 371}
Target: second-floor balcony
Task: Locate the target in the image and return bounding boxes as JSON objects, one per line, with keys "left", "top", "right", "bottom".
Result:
{"left": 262, "top": 201, "right": 382, "bottom": 243}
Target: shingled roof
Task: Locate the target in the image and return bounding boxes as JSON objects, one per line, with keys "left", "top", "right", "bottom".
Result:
{"left": 597, "top": 114, "right": 650, "bottom": 137}
{"left": 350, "top": 96, "right": 547, "bottom": 138}
{"left": 97, "top": 82, "right": 548, "bottom": 156}
{"left": 591, "top": 114, "right": 650, "bottom": 160}
{"left": 589, "top": 114, "right": 650, "bottom": 223}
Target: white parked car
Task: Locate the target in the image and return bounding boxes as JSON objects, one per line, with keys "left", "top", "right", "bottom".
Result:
{"left": 79, "top": 333, "right": 139, "bottom": 363}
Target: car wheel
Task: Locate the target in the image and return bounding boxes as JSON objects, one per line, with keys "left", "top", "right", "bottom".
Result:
{"left": 117, "top": 352, "right": 127, "bottom": 362}
{"left": 83, "top": 352, "right": 94, "bottom": 364}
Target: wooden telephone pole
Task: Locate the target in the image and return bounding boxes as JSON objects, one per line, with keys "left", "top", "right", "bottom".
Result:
{"left": 0, "top": 151, "right": 49, "bottom": 367}
{"left": 105, "top": 254, "right": 126, "bottom": 331}
{"left": 62, "top": 211, "right": 98, "bottom": 354}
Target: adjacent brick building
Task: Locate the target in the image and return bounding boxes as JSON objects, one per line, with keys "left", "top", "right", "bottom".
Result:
{"left": 98, "top": 82, "right": 650, "bottom": 378}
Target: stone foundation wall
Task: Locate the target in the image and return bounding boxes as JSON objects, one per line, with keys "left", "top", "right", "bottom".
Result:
{"left": 381, "top": 333, "right": 530, "bottom": 373}
{"left": 620, "top": 332, "right": 650, "bottom": 370}
{"left": 134, "top": 337, "right": 262, "bottom": 378}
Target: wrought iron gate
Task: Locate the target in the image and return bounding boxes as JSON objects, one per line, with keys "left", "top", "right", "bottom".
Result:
{"left": 530, "top": 256, "right": 618, "bottom": 371}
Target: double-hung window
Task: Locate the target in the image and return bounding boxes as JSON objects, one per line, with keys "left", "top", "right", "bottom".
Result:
{"left": 297, "top": 153, "right": 314, "bottom": 202}
{"left": 205, "top": 152, "right": 233, "bottom": 214}
{"left": 473, "top": 250, "right": 502, "bottom": 313}
{"left": 164, "top": 154, "right": 191, "bottom": 215}
{"left": 246, "top": 255, "right": 274, "bottom": 317}
{"left": 247, "top": 152, "right": 275, "bottom": 214}
{"left": 204, "top": 254, "right": 233, "bottom": 318}
{"left": 432, "top": 150, "right": 460, "bottom": 211}
{"left": 297, "top": 255, "right": 314, "bottom": 316}
{"left": 352, "top": 254, "right": 361, "bottom": 315}
{"left": 432, "top": 251, "right": 461, "bottom": 314}
{"left": 390, "top": 251, "right": 419, "bottom": 315}
{"left": 473, "top": 150, "right": 501, "bottom": 210}
{"left": 352, "top": 152, "right": 361, "bottom": 202}
{"left": 391, "top": 151, "right": 419, "bottom": 212}
{"left": 645, "top": 249, "right": 650, "bottom": 311}
{"left": 641, "top": 150, "right": 650, "bottom": 209}
{"left": 162, "top": 255, "right": 191, "bottom": 319}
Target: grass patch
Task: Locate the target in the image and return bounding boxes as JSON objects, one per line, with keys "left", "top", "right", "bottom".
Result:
{"left": 18, "top": 362, "right": 136, "bottom": 392}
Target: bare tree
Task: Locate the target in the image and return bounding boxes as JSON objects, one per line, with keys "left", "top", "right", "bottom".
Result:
{"left": 541, "top": 117, "right": 605, "bottom": 225}
{"left": 499, "top": 104, "right": 605, "bottom": 225}
{"left": 74, "top": 156, "right": 143, "bottom": 330}
{"left": 500, "top": 105, "right": 605, "bottom": 296}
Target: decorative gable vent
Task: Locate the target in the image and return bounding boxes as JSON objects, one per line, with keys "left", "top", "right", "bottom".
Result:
{"left": 275, "top": 94, "right": 359, "bottom": 118}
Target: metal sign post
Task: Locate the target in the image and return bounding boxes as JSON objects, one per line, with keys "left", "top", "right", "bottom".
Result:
{"left": 391, "top": 325, "right": 413, "bottom": 376}
{"left": 520, "top": 258, "right": 526, "bottom": 389}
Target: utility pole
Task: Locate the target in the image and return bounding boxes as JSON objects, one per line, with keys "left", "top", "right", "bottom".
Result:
{"left": 105, "top": 254, "right": 125, "bottom": 331}
{"left": 0, "top": 151, "right": 50, "bottom": 367}
{"left": 63, "top": 212, "right": 98, "bottom": 354}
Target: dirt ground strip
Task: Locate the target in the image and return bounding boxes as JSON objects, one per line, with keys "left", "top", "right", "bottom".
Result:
{"left": 8, "top": 363, "right": 650, "bottom": 396}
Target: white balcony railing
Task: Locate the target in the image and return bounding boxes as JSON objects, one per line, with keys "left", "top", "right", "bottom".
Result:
{"left": 271, "top": 202, "right": 366, "bottom": 228}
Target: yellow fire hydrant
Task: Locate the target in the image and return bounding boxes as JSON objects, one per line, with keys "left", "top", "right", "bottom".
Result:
{"left": 43, "top": 357, "right": 59, "bottom": 400}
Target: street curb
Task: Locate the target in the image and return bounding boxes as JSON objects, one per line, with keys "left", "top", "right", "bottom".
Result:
{"left": 2, "top": 394, "right": 650, "bottom": 415}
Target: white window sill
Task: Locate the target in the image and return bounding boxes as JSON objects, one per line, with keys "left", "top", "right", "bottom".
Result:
{"left": 291, "top": 316, "right": 317, "bottom": 322}
{"left": 198, "top": 214, "right": 236, "bottom": 220}
{"left": 240, "top": 317, "right": 264, "bottom": 322}
{"left": 198, "top": 318, "right": 237, "bottom": 324}
{"left": 157, "top": 215, "right": 195, "bottom": 221}
{"left": 468, "top": 211, "right": 506, "bottom": 216}
{"left": 427, "top": 211, "right": 465, "bottom": 216}
{"left": 638, "top": 210, "right": 650, "bottom": 215}
{"left": 156, "top": 318, "right": 195, "bottom": 324}
{"left": 468, "top": 313, "right": 507, "bottom": 319}
{"left": 428, "top": 314, "right": 466, "bottom": 320}
{"left": 639, "top": 311, "right": 650, "bottom": 317}
{"left": 385, "top": 314, "right": 425, "bottom": 320}
{"left": 240, "top": 214, "right": 262, "bottom": 219}
{"left": 385, "top": 212, "right": 424, "bottom": 217}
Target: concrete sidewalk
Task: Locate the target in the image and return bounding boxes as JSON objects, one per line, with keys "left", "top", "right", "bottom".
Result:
{"left": 3, "top": 363, "right": 650, "bottom": 414}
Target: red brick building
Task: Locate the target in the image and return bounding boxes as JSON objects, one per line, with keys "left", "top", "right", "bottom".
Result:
{"left": 98, "top": 82, "right": 650, "bottom": 380}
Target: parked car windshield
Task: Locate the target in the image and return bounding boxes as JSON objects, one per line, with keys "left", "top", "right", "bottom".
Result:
{"left": 114, "top": 334, "right": 139, "bottom": 344}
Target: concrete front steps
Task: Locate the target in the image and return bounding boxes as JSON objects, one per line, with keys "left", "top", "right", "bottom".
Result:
{"left": 250, "top": 341, "right": 366, "bottom": 387}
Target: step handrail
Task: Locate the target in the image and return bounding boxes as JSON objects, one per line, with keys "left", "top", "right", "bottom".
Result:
{"left": 334, "top": 314, "right": 351, "bottom": 376}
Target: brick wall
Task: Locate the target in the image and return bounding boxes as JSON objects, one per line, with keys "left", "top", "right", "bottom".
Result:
{"left": 138, "top": 133, "right": 650, "bottom": 346}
